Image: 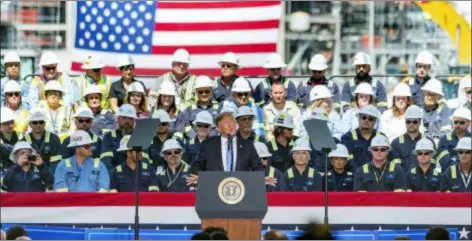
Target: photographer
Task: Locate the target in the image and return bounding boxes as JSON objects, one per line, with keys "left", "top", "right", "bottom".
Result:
{"left": 1, "top": 141, "right": 53, "bottom": 192}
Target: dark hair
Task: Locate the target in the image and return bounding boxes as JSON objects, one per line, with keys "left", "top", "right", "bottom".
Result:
{"left": 296, "top": 222, "right": 334, "bottom": 240}
{"left": 209, "top": 232, "right": 229, "bottom": 240}
{"left": 425, "top": 227, "right": 450, "bottom": 240}
{"left": 273, "top": 126, "right": 284, "bottom": 138}
{"left": 203, "top": 227, "right": 228, "bottom": 235}
{"left": 6, "top": 226, "right": 28, "bottom": 240}
{"left": 191, "top": 232, "right": 211, "bottom": 240}
{"left": 264, "top": 230, "right": 289, "bottom": 240}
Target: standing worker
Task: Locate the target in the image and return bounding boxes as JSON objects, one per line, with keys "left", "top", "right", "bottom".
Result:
{"left": 440, "top": 137, "right": 472, "bottom": 192}
{"left": 322, "top": 144, "right": 354, "bottom": 192}
{"left": 406, "top": 138, "right": 441, "bottom": 192}
{"left": 147, "top": 109, "right": 175, "bottom": 170}
{"left": 404, "top": 50, "right": 435, "bottom": 108}
{"left": 254, "top": 142, "right": 285, "bottom": 192}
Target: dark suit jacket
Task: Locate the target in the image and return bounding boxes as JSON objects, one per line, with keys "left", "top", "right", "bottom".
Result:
{"left": 192, "top": 136, "right": 263, "bottom": 173}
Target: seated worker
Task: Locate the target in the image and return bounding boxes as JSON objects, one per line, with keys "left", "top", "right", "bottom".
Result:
{"left": 406, "top": 138, "right": 441, "bottom": 192}
{"left": 322, "top": 144, "right": 354, "bottom": 192}
{"left": 156, "top": 139, "right": 194, "bottom": 192}
{"left": 440, "top": 137, "right": 472, "bottom": 192}
{"left": 254, "top": 142, "right": 285, "bottom": 192}
{"left": 184, "top": 111, "right": 214, "bottom": 165}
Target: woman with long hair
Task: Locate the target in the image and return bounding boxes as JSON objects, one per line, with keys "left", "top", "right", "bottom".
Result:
{"left": 341, "top": 82, "right": 377, "bottom": 134}
{"left": 124, "top": 82, "right": 149, "bottom": 119}
{"left": 151, "top": 81, "right": 180, "bottom": 130}
{"left": 380, "top": 83, "right": 414, "bottom": 142}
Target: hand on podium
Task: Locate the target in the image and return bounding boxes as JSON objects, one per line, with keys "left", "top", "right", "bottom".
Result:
{"left": 265, "top": 176, "right": 278, "bottom": 186}
{"left": 186, "top": 174, "right": 199, "bottom": 186}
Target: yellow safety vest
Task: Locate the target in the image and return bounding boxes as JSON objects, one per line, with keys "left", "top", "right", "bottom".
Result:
{"left": 287, "top": 167, "right": 315, "bottom": 179}
{"left": 36, "top": 101, "right": 73, "bottom": 142}
{"left": 32, "top": 74, "right": 65, "bottom": 101}
{"left": 76, "top": 74, "right": 112, "bottom": 109}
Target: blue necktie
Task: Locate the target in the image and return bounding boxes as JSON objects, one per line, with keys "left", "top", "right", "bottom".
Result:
{"left": 226, "top": 137, "right": 233, "bottom": 171}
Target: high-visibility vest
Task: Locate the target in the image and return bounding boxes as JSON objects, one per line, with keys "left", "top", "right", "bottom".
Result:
{"left": 76, "top": 74, "right": 112, "bottom": 109}
{"left": 287, "top": 167, "right": 315, "bottom": 179}
{"left": 31, "top": 74, "right": 65, "bottom": 101}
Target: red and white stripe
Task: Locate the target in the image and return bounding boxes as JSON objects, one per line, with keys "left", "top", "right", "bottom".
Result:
{"left": 1, "top": 193, "right": 470, "bottom": 225}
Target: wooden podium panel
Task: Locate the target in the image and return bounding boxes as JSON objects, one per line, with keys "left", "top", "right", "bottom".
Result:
{"left": 202, "top": 218, "right": 262, "bottom": 240}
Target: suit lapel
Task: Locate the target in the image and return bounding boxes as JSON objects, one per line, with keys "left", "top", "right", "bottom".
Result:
{"left": 216, "top": 137, "right": 224, "bottom": 171}
{"left": 235, "top": 137, "right": 242, "bottom": 171}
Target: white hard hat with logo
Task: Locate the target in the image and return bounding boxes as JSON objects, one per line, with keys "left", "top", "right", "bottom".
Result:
{"left": 274, "top": 113, "right": 295, "bottom": 129}
{"left": 39, "top": 51, "right": 59, "bottom": 66}
{"left": 369, "top": 135, "right": 391, "bottom": 151}
{"left": 117, "top": 54, "right": 135, "bottom": 69}
{"left": 172, "top": 49, "right": 190, "bottom": 64}
{"left": 152, "top": 109, "right": 171, "bottom": 123}
{"left": 415, "top": 50, "right": 433, "bottom": 65}
{"left": 44, "top": 80, "right": 65, "bottom": 95}
{"left": 1, "top": 107, "right": 15, "bottom": 123}
{"left": 218, "top": 52, "right": 239, "bottom": 66}
{"left": 356, "top": 105, "right": 380, "bottom": 120}
{"left": 455, "top": 137, "right": 472, "bottom": 151}
{"left": 254, "top": 142, "right": 272, "bottom": 158}
{"left": 117, "top": 104, "right": 138, "bottom": 119}
{"left": 413, "top": 138, "right": 436, "bottom": 155}
{"left": 392, "top": 83, "right": 412, "bottom": 97}
{"left": 9, "top": 141, "right": 34, "bottom": 162}
{"left": 3, "top": 80, "right": 21, "bottom": 94}
{"left": 4, "top": 51, "right": 21, "bottom": 64}
{"left": 158, "top": 81, "right": 177, "bottom": 96}
{"left": 83, "top": 85, "right": 102, "bottom": 98}
{"left": 74, "top": 107, "right": 94, "bottom": 119}
{"left": 231, "top": 77, "right": 251, "bottom": 92}
{"left": 291, "top": 138, "right": 312, "bottom": 153}
{"left": 193, "top": 111, "right": 214, "bottom": 127}
{"left": 81, "top": 55, "right": 105, "bottom": 70}
{"left": 310, "top": 84, "right": 332, "bottom": 101}
{"left": 421, "top": 78, "right": 444, "bottom": 96}
{"left": 29, "top": 110, "right": 46, "bottom": 122}
{"left": 67, "top": 130, "right": 94, "bottom": 148}
{"left": 127, "top": 82, "right": 146, "bottom": 95}
{"left": 117, "top": 135, "right": 132, "bottom": 152}
{"left": 353, "top": 82, "right": 375, "bottom": 96}
{"left": 236, "top": 106, "right": 255, "bottom": 119}
{"left": 451, "top": 107, "right": 471, "bottom": 121}
{"left": 308, "top": 54, "right": 328, "bottom": 71}
{"left": 160, "top": 139, "right": 185, "bottom": 157}
{"left": 263, "top": 53, "right": 287, "bottom": 69}
{"left": 352, "top": 52, "right": 372, "bottom": 66}
{"left": 194, "top": 75, "right": 215, "bottom": 89}
{"left": 328, "top": 144, "right": 349, "bottom": 158}
{"left": 404, "top": 105, "right": 423, "bottom": 120}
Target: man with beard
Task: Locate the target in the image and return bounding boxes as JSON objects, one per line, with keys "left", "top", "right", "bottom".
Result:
{"left": 340, "top": 52, "right": 388, "bottom": 114}
{"left": 236, "top": 106, "right": 265, "bottom": 143}
{"left": 440, "top": 137, "right": 472, "bottom": 192}
{"left": 100, "top": 104, "right": 137, "bottom": 171}
{"left": 404, "top": 50, "right": 435, "bottom": 108}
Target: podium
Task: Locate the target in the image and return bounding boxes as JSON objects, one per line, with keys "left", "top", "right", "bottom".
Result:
{"left": 195, "top": 172, "right": 267, "bottom": 240}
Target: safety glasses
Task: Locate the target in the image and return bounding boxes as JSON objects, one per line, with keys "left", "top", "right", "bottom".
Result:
{"left": 454, "top": 121, "right": 467, "bottom": 125}
{"left": 160, "top": 122, "right": 169, "bottom": 127}
{"left": 311, "top": 70, "right": 323, "bottom": 74}
{"left": 406, "top": 120, "right": 420, "bottom": 125}
{"left": 372, "top": 147, "right": 388, "bottom": 153}
{"left": 269, "top": 68, "right": 281, "bottom": 71}
{"left": 31, "top": 121, "right": 45, "bottom": 125}
{"left": 196, "top": 123, "right": 211, "bottom": 128}
{"left": 458, "top": 150, "right": 472, "bottom": 155}
{"left": 165, "top": 150, "right": 181, "bottom": 156}
{"left": 91, "top": 69, "right": 102, "bottom": 73}
{"left": 77, "top": 119, "right": 92, "bottom": 124}
{"left": 360, "top": 115, "right": 376, "bottom": 122}
{"left": 236, "top": 92, "right": 249, "bottom": 98}
{"left": 221, "top": 64, "right": 234, "bottom": 69}
{"left": 416, "top": 151, "right": 431, "bottom": 156}
{"left": 198, "top": 90, "right": 211, "bottom": 95}
{"left": 238, "top": 116, "right": 254, "bottom": 122}
{"left": 466, "top": 90, "right": 472, "bottom": 95}
{"left": 6, "top": 92, "right": 20, "bottom": 97}
{"left": 81, "top": 144, "right": 92, "bottom": 150}
{"left": 44, "top": 66, "right": 56, "bottom": 71}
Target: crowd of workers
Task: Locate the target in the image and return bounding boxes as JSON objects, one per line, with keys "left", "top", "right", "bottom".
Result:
{"left": 0, "top": 48, "right": 471, "bottom": 193}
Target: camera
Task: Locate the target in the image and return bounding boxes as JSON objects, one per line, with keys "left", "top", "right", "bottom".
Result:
{"left": 28, "top": 155, "right": 37, "bottom": 162}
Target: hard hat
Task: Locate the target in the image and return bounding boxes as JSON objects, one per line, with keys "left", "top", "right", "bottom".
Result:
{"left": 413, "top": 138, "right": 436, "bottom": 155}
{"left": 263, "top": 53, "right": 287, "bottom": 69}
{"left": 454, "top": 137, "right": 472, "bottom": 151}
{"left": 117, "top": 135, "right": 132, "bottom": 152}
{"left": 67, "top": 130, "right": 94, "bottom": 148}
{"left": 392, "top": 83, "right": 412, "bottom": 97}
{"left": 236, "top": 106, "right": 255, "bottom": 119}
{"left": 127, "top": 82, "right": 146, "bottom": 95}
{"left": 9, "top": 141, "right": 34, "bottom": 162}
{"left": 273, "top": 113, "right": 295, "bottom": 129}
{"left": 415, "top": 50, "right": 433, "bottom": 65}
{"left": 451, "top": 107, "right": 471, "bottom": 121}
{"left": 231, "top": 77, "right": 251, "bottom": 92}
{"left": 81, "top": 55, "right": 105, "bottom": 70}
{"left": 254, "top": 142, "right": 272, "bottom": 158}
{"left": 117, "top": 104, "right": 137, "bottom": 119}
{"left": 116, "top": 54, "right": 135, "bottom": 69}
{"left": 44, "top": 80, "right": 65, "bottom": 95}
{"left": 308, "top": 54, "right": 328, "bottom": 71}
{"left": 353, "top": 82, "right": 375, "bottom": 96}
{"left": 356, "top": 105, "right": 380, "bottom": 120}
{"left": 291, "top": 138, "right": 312, "bottom": 153}
{"left": 194, "top": 75, "right": 214, "bottom": 89}
{"left": 192, "top": 111, "right": 214, "bottom": 127}
{"left": 328, "top": 144, "right": 349, "bottom": 158}
{"left": 309, "top": 84, "right": 332, "bottom": 101}
{"left": 158, "top": 81, "right": 177, "bottom": 96}
{"left": 74, "top": 107, "right": 94, "bottom": 119}
{"left": 404, "top": 105, "right": 424, "bottom": 120}
{"left": 83, "top": 85, "right": 102, "bottom": 98}
{"left": 2, "top": 80, "right": 21, "bottom": 94}
{"left": 216, "top": 107, "right": 236, "bottom": 123}
{"left": 160, "top": 139, "right": 185, "bottom": 157}
{"left": 461, "top": 75, "right": 471, "bottom": 90}
{"left": 218, "top": 52, "right": 239, "bottom": 66}
{"left": 368, "top": 135, "right": 391, "bottom": 151}
{"left": 421, "top": 78, "right": 444, "bottom": 96}
{"left": 172, "top": 48, "right": 190, "bottom": 64}
{"left": 3, "top": 51, "right": 21, "bottom": 64}
{"left": 152, "top": 109, "right": 171, "bottom": 123}
{"left": 1, "top": 107, "right": 15, "bottom": 123}
{"left": 309, "top": 108, "right": 329, "bottom": 121}
{"left": 39, "top": 51, "right": 59, "bottom": 66}
{"left": 352, "top": 52, "right": 372, "bottom": 66}
{"left": 28, "top": 110, "right": 46, "bottom": 122}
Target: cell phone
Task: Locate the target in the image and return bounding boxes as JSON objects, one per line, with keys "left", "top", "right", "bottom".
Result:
{"left": 28, "top": 155, "right": 37, "bottom": 162}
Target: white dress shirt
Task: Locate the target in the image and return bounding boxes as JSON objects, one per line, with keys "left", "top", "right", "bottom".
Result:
{"left": 221, "top": 136, "right": 238, "bottom": 171}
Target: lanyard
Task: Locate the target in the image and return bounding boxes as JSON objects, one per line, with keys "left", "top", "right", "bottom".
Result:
{"left": 373, "top": 166, "right": 387, "bottom": 184}
{"left": 48, "top": 108, "right": 59, "bottom": 132}
{"left": 166, "top": 164, "right": 184, "bottom": 188}
{"left": 460, "top": 167, "right": 472, "bottom": 189}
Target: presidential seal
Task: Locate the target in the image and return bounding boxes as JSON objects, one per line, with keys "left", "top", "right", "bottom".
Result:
{"left": 218, "top": 177, "right": 245, "bottom": 205}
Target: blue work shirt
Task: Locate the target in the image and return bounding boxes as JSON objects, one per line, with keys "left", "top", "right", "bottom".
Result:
{"left": 283, "top": 166, "right": 322, "bottom": 192}
{"left": 1, "top": 163, "right": 53, "bottom": 192}
{"left": 266, "top": 137, "right": 298, "bottom": 173}
{"left": 436, "top": 132, "right": 469, "bottom": 170}
{"left": 257, "top": 76, "right": 298, "bottom": 105}
{"left": 341, "top": 76, "right": 388, "bottom": 113}
{"left": 341, "top": 128, "right": 383, "bottom": 171}
{"left": 22, "top": 131, "right": 62, "bottom": 174}
{"left": 423, "top": 103, "right": 452, "bottom": 140}
{"left": 440, "top": 164, "right": 472, "bottom": 192}
{"left": 265, "top": 165, "right": 285, "bottom": 192}
{"left": 174, "top": 103, "right": 219, "bottom": 140}
{"left": 391, "top": 133, "right": 424, "bottom": 172}
{"left": 156, "top": 162, "right": 195, "bottom": 192}
{"left": 53, "top": 156, "right": 110, "bottom": 192}
{"left": 406, "top": 163, "right": 441, "bottom": 192}
{"left": 219, "top": 100, "right": 265, "bottom": 140}
{"left": 1, "top": 77, "right": 31, "bottom": 110}
{"left": 405, "top": 76, "right": 430, "bottom": 109}
{"left": 60, "top": 131, "right": 102, "bottom": 160}
{"left": 109, "top": 162, "right": 159, "bottom": 192}
{"left": 321, "top": 170, "right": 354, "bottom": 192}
{"left": 297, "top": 77, "right": 341, "bottom": 113}
{"left": 91, "top": 109, "right": 116, "bottom": 139}
{"left": 354, "top": 161, "right": 406, "bottom": 192}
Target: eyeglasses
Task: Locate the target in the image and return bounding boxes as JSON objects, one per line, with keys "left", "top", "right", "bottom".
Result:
{"left": 77, "top": 119, "right": 92, "bottom": 124}
{"left": 221, "top": 64, "right": 234, "bottom": 69}
{"left": 311, "top": 70, "right": 323, "bottom": 74}
{"left": 120, "top": 65, "right": 134, "bottom": 71}
{"left": 196, "top": 123, "right": 211, "bottom": 128}
{"left": 160, "top": 122, "right": 169, "bottom": 127}
{"left": 360, "top": 115, "right": 376, "bottom": 122}
{"left": 81, "top": 144, "right": 92, "bottom": 150}
{"left": 165, "top": 150, "right": 181, "bottom": 156}
{"left": 31, "top": 121, "right": 45, "bottom": 125}
{"left": 91, "top": 69, "right": 101, "bottom": 73}
{"left": 466, "top": 90, "right": 472, "bottom": 95}
{"left": 417, "top": 151, "right": 431, "bottom": 156}
{"left": 458, "top": 150, "right": 472, "bottom": 155}
{"left": 269, "top": 68, "right": 281, "bottom": 71}
{"left": 236, "top": 92, "right": 249, "bottom": 97}
{"left": 238, "top": 116, "right": 254, "bottom": 122}
{"left": 416, "top": 64, "right": 430, "bottom": 69}
{"left": 261, "top": 157, "right": 268, "bottom": 161}
{"left": 372, "top": 147, "right": 388, "bottom": 152}
{"left": 44, "top": 66, "right": 56, "bottom": 71}
{"left": 198, "top": 90, "right": 211, "bottom": 95}
{"left": 454, "top": 121, "right": 467, "bottom": 125}
{"left": 6, "top": 92, "right": 20, "bottom": 97}
{"left": 87, "top": 96, "right": 101, "bottom": 100}
{"left": 283, "top": 127, "right": 294, "bottom": 132}
{"left": 46, "top": 91, "right": 61, "bottom": 96}
{"left": 406, "top": 120, "right": 420, "bottom": 125}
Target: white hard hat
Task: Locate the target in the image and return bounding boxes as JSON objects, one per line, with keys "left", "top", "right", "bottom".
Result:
{"left": 117, "top": 135, "right": 132, "bottom": 152}
{"left": 455, "top": 137, "right": 472, "bottom": 151}
{"left": 117, "top": 104, "right": 137, "bottom": 119}
{"left": 152, "top": 109, "right": 171, "bottom": 123}
{"left": 415, "top": 50, "right": 433, "bottom": 65}
{"left": 309, "top": 84, "right": 332, "bottom": 101}
{"left": 357, "top": 105, "right": 380, "bottom": 120}
{"left": 413, "top": 138, "right": 436, "bottom": 155}
{"left": 127, "top": 82, "right": 146, "bottom": 95}
{"left": 231, "top": 77, "right": 251, "bottom": 92}
{"left": 158, "top": 81, "right": 177, "bottom": 96}
{"left": 83, "top": 85, "right": 102, "bottom": 98}
{"left": 263, "top": 53, "right": 287, "bottom": 69}
{"left": 39, "top": 51, "right": 59, "bottom": 66}
{"left": 404, "top": 105, "right": 423, "bottom": 120}
{"left": 328, "top": 144, "right": 349, "bottom": 158}
{"left": 273, "top": 113, "right": 295, "bottom": 129}
{"left": 172, "top": 48, "right": 190, "bottom": 64}
{"left": 236, "top": 106, "right": 255, "bottom": 119}
{"left": 44, "top": 80, "right": 65, "bottom": 95}
{"left": 81, "top": 55, "right": 105, "bottom": 70}
{"left": 291, "top": 138, "right": 312, "bottom": 153}
{"left": 254, "top": 142, "right": 272, "bottom": 158}
{"left": 353, "top": 82, "right": 375, "bottom": 96}
{"left": 74, "top": 107, "right": 94, "bottom": 119}
{"left": 160, "top": 139, "right": 185, "bottom": 157}
{"left": 310, "top": 108, "right": 329, "bottom": 121}
{"left": 1, "top": 107, "right": 15, "bottom": 123}
{"left": 67, "top": 130, "right": 94, "bottom": 148}
{"left": 9, "top": 141, "right": 34, "bottom": 162}
{"left": 3, "top": 80, "right": 21, "bottom": 94}
{"left": 392, "top": 83, "right": 412, "bottom": 97}
{"left": 369, "top": 135, "right": 391, "bottom": 151}
{"left": 218, "top": 52, "right": 239, "bottom": 66}
{"left": 28, "top": 110, "right": 46, "bottom": 122}
{"left": 192, "top": 111, "right": 214, "bottom": 127}
{"left": 450, "top": 107, "right": 471, "bottom": 121}
{"left": 421, "top": 78, "right": 444, "bottom": 96}
{"left": 308, "top": 54, "right": 328, "bottom": 71}
{"left": 194, "top": 75, "right": 214, "bottom": 89}
{"left": 352, "top": 52, "right": 372, "bottom": 66}
{"left": 3, "top": 51, "right": 21, "bottom": 64}
{"left": 117, "top": 54, "right": 135, "bottom": 69}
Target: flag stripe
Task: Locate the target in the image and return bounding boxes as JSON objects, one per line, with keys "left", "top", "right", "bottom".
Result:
{"left": 152, "top": 43, "right": 276, "bottom": 55}
{"left": 154, "top": 19, "right": 280, "bottom": 31}
{"left": 157, "top": 1, "right": 280, "bottom": 9}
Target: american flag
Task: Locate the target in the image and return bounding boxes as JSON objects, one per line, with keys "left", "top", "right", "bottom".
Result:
{"left": 71, "top": 1, "right": 281, "bottom": 76}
